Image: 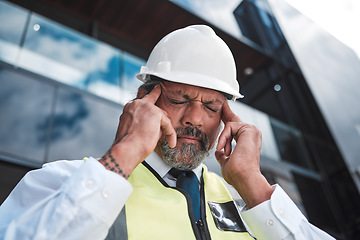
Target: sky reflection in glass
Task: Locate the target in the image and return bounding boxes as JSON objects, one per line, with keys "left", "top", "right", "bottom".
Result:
{"left": 0, "top": 1, "right": 28, "bottom": 64}
{"left": 170, "top": 0, "right": 243, "bottom": 39}
{"left": 0, "top": 1, "right": 145, "bottom": 104}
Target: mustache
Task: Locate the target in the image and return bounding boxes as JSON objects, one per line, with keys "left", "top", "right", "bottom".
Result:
{"left": 175, "top": 126, "right": 209, "bottom": 150}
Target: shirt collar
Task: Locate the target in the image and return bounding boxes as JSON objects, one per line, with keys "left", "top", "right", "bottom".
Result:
{"left": 145, "top": 151, "right": 203, "bottom": 181}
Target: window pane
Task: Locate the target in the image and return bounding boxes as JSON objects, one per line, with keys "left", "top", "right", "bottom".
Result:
{"left": 17, "top": 13, "right": 123, "bottom": 103}
{"left": 0, "top": 67, "right": 54, "bottom": 165}
{"left": 270, "top": 118, "right": 314, "bottom": 169}
{"left": 48, "top": 88, "right": 123, "bottom": 161}
{"left": 0, "top": 1, "right": 28, "bottom": 64}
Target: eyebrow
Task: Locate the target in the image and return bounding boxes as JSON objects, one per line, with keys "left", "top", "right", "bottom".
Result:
{"left": 166, "top": 90, "right": 224, "bottom": 104}
{"left": 160, "top": 82, "right": 225, "bottom": 103}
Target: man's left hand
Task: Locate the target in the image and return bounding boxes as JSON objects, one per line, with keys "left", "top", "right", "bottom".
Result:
{"left": 215, "top": 101, "right": 274, "bottom": 208}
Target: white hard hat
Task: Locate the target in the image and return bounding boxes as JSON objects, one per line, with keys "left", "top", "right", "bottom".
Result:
{"left": 136, "top": 25, "right": 244, "bottom": 100}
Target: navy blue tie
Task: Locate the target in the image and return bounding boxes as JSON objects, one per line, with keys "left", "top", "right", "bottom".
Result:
{"left": 169, "top": 168, "right": 201, "bottom": 222}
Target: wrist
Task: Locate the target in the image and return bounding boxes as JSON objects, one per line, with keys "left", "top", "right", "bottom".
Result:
{"left": 232, "top": 173, "right": 274, "bottom": 208}
{"left": 100, "top": 134, "right": 147, "bottom": 178}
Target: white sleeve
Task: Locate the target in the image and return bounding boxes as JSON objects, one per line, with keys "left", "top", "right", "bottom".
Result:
{"left": 0, "top": 157, "right": 133, "bottom": 240}
{"left": 240, "top": 184, "right": 335, "bottom": 240}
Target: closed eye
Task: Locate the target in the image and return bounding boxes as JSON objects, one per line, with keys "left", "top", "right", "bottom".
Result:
{"left": 166, "top": 95, "right": 221, "bottom": 113}
{"left": 167, "top": 97, "right": 189, "bottom": 105}
{"left": 204, "top": 103, "right": 219, "bottom": 112}
{"left": 205, "top": 106, "right": 217, "bottom": 112}
{"left": 203, "top": 101, "right": 222, "bottom": 113}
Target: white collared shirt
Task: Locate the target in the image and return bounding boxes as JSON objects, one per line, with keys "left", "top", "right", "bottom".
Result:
{"left": 145, "top": 151, "right": 203, "bottom": 187}
{"left": 0, "top": 155, "right": 335, "bottom": 240}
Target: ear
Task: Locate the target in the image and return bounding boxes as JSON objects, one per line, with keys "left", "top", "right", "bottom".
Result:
{"left": 136, "top": 87, "right": 148, "bottom": 99}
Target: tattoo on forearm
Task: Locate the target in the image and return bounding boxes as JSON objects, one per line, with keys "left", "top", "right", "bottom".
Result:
{"left": 100, "top": 133, "right": 129, "bottom": 179}
{"left": 101, "top": 151, "right": 128, "bottom": 178}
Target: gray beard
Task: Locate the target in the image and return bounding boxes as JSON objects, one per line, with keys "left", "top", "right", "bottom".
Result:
{"left": 160, "top": 127, "right": 210, "bottom": 170}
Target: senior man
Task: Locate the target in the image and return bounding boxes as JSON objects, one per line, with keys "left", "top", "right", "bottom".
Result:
{"left": 0, "top": 25, "right": 334, "bottom": 240}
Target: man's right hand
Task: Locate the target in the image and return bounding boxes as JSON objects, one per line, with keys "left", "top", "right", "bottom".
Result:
{"left": 99, "top": 85, "right": 177, "bottom": 178}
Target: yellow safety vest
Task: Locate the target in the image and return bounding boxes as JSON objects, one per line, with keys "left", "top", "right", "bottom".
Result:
{"left": 106, "top": 162, "right": 255, "bottom": 240}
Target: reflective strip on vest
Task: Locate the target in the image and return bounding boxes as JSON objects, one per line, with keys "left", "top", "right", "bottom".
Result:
{"left": 106, "top": 163, "right": 254, "bottom": 240}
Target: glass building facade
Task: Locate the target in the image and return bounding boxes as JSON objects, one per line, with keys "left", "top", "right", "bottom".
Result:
{"left": 1, "top": 0, "right": 360, "bottom": 239}
{"left": 0, "top": 0, "right": 146, "bottom": 167}
{"left": 0, "top": 0, "right": 278, "bottom": 178}
{"left": 232, "top": 0, "right": 360, "bottom": 238}
{"left": 0, "top": 1, "right": 144, "bottom": 105}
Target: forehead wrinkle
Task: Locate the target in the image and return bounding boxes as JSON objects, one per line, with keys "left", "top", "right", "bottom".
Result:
{"left": 162, "top": 82, "right": 225, "bottom": 104}
{"left": 169, "top": 88, "right": 224, "bottom": 103}
{"left": 165, "top": 88, "right": 196, "bottom": 100}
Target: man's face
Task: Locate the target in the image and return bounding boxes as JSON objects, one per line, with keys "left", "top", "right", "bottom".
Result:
{"left": 154, "top": 81, "right": 225, "bottom": 170}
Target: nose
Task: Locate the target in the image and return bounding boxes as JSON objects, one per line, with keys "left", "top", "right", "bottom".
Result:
{"left": 181, "top": 101, "right": 204, "bottom": 127}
